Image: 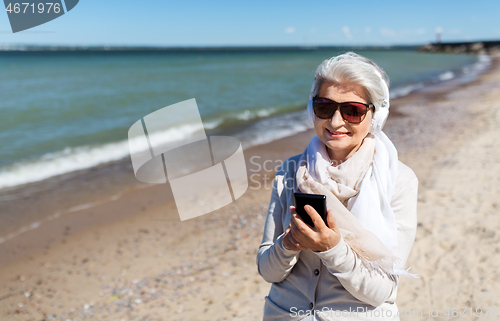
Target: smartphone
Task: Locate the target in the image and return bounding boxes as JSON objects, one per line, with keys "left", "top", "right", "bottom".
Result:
{"left": 293, "top": 192, "right": 327, "bottom": 228}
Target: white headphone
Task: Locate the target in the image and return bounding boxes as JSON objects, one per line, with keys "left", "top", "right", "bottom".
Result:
{"left": 307, "top": 72, "right": 390, "bottom": 135}
{"left": 369, "top": 70, "right": 390, "bottom": 135}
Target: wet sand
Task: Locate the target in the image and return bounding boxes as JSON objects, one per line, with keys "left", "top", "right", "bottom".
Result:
{"left": 1, "top": 54, "right": 500, "bottom": 320}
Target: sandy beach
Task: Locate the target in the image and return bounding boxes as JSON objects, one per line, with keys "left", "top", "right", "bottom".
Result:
{"left": 1, "top": 54, "right": 500, "bottom": 321}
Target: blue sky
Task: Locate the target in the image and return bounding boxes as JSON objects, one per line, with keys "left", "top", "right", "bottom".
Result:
{"left": 1, "top": 0, "right": 499, "bottom": 47}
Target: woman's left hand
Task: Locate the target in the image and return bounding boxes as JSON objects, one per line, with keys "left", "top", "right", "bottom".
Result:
{"left": 289, "top": 205, "right": 341, "bottom": 252}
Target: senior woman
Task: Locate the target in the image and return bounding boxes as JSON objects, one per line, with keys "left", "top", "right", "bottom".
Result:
{"left": 256, "top": 52, "right": 418, "bottom": 321}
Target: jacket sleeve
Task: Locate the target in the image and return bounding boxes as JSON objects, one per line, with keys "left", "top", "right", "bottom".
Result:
{"left": 256, "top": 164, "right": 301, "bottom": 283}
{"left": 313, "top": 173, "right": 419, "bottom": 307}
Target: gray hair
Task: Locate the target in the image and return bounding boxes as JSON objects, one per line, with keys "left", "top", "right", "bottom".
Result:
{"left": 310, "top": 52, "right": 389, "bottom": 109}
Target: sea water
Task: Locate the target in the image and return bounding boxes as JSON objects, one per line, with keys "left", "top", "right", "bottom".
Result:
{"left": 0, "top": 48, "right": 488, "bottom": 190}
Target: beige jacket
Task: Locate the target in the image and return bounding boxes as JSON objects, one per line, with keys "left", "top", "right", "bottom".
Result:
{"left": 256, "top": 154, "right": 418, "bottom": 321}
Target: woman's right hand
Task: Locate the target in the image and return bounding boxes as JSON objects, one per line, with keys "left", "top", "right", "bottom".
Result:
{"left": 283, "top": 223, "right": 308, "bottom": 251}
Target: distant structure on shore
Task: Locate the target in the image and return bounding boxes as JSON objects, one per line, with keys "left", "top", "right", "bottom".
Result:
{"left": 419, "top": 40, "right": 500, "bottom": 54}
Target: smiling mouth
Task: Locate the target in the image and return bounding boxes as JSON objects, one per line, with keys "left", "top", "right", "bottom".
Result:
{"left": 326, "top": 128, "right": 351, "bottom": 135}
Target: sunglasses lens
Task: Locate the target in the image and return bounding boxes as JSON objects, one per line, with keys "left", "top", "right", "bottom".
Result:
{"left": 340, "top": 102, "right": 368, "bottom": 123}
{"left": 312, "top": 98, "right": 335, "bottom": 119}
{"left": 313, "top": 98, "right": 370, "bottom": 123}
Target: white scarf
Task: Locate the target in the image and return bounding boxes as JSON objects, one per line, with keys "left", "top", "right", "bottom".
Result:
{"left": 294, "top": 132, "right": 416, "bottom": 277}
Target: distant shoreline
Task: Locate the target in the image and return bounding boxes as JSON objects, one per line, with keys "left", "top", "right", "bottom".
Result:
{"left": 419, "top": 40, "right": 500, "bottom": 54}
{"left": 0, "top": 44, "right": 421, "bottom": 52}
{"left": 2, "top": 41, "right": 499, "bottom": 54}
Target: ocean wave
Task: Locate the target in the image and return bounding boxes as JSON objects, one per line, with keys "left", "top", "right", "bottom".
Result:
{"left": 0, "top": 105, "right": 290, "bottom": 190}
{"left": 228, "top": 106, "right": 278, "bottom": 122}
{"left": 459, "top": 54, "right": 491, "bottom": 80}
{"left": 0, "top": 122, "right": 210, "bottom": 190}
{"left": 389, "top": 54, "right": 491, "bottom": 99}
{"left": 469, "top": 54, "right": 491, "bottom": 73}
{"left": 390, "top": 83, "right": 425, "bottom": 99}
{"left": 236, "top": 110, "right": 311, "bottom": 149}
{"left": 438, "top": 71, "right": 455, "bottom": 81}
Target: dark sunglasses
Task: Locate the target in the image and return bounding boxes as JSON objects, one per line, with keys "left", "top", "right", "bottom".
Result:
{"left": 312, "top": 96, "right": 374, "bottom": 124}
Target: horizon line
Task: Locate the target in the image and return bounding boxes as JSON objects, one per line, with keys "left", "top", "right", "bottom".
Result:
{"left": 0, "top": 43, "right": 424, "bottom": 52}
{"left": 1, "top": 39, "right": 498, "bottom": 52}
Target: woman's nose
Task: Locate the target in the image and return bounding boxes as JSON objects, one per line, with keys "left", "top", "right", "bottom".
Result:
{"left": 329, "top": 109, "right": 345, "bottom": 126}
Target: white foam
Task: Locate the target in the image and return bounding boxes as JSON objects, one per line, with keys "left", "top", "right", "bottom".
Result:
{"left": 439, "top": 71, "right": 455, "bottom": 81}
{"left": 257, "top": 109, "right": 272, "bottom": 117}
{"left": 236, "top": 110, "right": 311, "bottom": 149}
{"left": 203, "top": 118, "right": 223, "bottom": 129}
{"left": 462, "top": 54, "right": 491, "bottom": 76}
{"left": 473, "top": 54, "right": 491, "bottom": 72}
{"left": 0, "top": 106, "right": 283, "bottom": 190}
{"left": 0, "top": 122, "right": 210, "bottom": 189}
{"left": 390, "top": 83, "right": 425, "bottom": 99}
{"left": 390, "top": 54, "right": 492, "bottom": 99}
{"left": 234, "top": 107, "right": 277, "bottom": 121}
{"left": 237, "top": 110, "right": 252, "bottom": 121}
